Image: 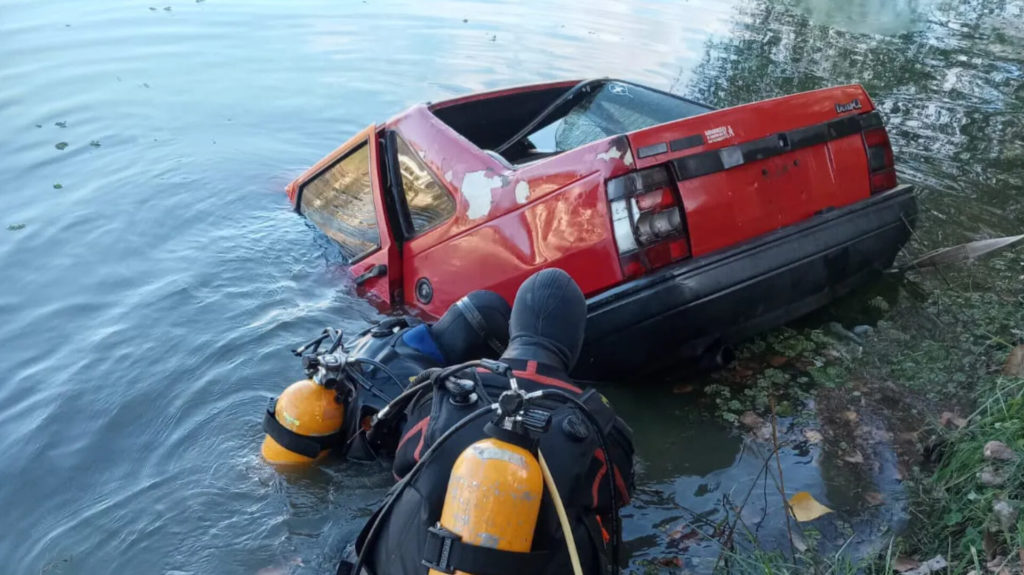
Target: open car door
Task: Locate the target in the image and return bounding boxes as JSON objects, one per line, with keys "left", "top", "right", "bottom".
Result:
{"left": 292, "top": 125, "right": 402, "bottom": 307}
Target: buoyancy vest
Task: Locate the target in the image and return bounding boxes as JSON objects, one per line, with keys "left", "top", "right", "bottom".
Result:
{"left": 346, "top": 319, "right": 445, "bottom": 412}
{"left": 355, "top": 358, "right": 635, "bottom": 575}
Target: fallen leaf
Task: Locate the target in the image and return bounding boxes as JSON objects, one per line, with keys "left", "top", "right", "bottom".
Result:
{"left": 672, "top": 383, "right": 695, "bottom": 394}
{"left": 893, "top": 556, "right": 920, "bottom": 573}
{"left": 655, "top": 556, "right": 683, "bottom": 567}
{"left": 1003, "top": 345, "right": 1024, "bottom": 377}
{"left": 790, "top": 531, "right": 808, "bottom": 553}
{"left": 940, "top": 411, "right": 968, "bottom": 429}
{"left": 842, "top": 449, "right": 865, "bottom": 464}
{"left": 984, "top": 441, "right": 1017, "bottom": 461}
{"left": 788, "top": 491, "right": 833, "bottom": 522}
{"left": 842, "top": 410, "right": 859, "bottom": 423}
{"left": 768, "top": 355, "right": 788, "bottom": 367}
{"left": 739, "top": 411, "right": 764, "bottom": 430}
{"left": 55, "top": 141, "right": 68, "bottom": 150}
{"left": 864, "top": 491, "right": 884, "bottom": 506}
{"left": 903, "top": 555, "right": 947, "bottom": 575}
{"left": 983, "top": 530, "right": 999, "bottom": 560}
{"left": 803, "top": 429, "right": 824, "bottom": 444}
{"left": 986, "top": 556, "right": 1008, "bottom": 573}
{"left": 979, "top": 466, "right": 1007, "bottom": 487}
{"left": 992, "top": 498, "right": 1019, "bottom": 531}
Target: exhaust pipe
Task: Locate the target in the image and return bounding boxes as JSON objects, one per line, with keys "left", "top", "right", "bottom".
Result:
{"left": 697, "top": 343, "right": 735, "bottom": 371}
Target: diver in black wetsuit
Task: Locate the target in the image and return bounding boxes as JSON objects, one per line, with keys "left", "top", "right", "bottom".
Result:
{"left": 347, "top": 290, "right": 511, "bottom": 409}
{"left": 348, "top": 269, "right": 636, "bottom": 575}
{"left": 341, "top": 290, "right": 511, "bottom": 460}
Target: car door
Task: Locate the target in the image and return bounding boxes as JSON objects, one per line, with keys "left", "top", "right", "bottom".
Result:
{"left": 294, "top": 125, "right": 401, "bottom": 307}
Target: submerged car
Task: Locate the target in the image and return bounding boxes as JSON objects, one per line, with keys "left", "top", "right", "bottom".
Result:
{"left": 286, "top": 79, "right": 917, "bottom": 378}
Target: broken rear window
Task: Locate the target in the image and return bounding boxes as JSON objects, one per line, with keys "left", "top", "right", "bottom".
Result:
{"left": 524, "top": 81, "right": 712, "bottom": 156}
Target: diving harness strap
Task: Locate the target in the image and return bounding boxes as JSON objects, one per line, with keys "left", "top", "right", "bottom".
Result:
{"left": 420, "top": 526, "right": 551, "bottom": 575}
{"left": 262, "top": 397, "right": 345, "bottom": 459}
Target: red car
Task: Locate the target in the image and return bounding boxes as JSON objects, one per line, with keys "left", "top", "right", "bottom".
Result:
{"left": 286, "top": 79, "right": 917, "bottom": 378}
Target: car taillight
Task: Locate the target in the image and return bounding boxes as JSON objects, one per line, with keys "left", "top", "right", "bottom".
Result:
{"left": 863, "top": 127, "right": 897, "bottom": 193}
{"left": 607, "top": 166, "right": 691, "bottom": 279}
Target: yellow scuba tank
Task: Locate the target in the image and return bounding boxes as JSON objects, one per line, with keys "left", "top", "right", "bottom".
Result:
{"left": 261, "top": 328, "right": 353, "bottom": 465}
{"left": 429, "top": 387, "right": 545, "bottom": 575}
{"left": 261, "top": 378, "right": 345, "bottom": 464}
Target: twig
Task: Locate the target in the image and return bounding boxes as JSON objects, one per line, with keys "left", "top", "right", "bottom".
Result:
{"left": 770, "top": 394, "right": 797, "bottom": 558}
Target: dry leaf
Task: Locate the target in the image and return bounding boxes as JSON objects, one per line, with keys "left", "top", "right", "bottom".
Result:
{"left": 788, "top": 491, "right": 833, "bottom": 522}
{"left": 768, "top": 355, "right": 789, "bottom": 367}
{"left": 842, "top": 410, "right": 859, "bottom": 423}
{"left": 740, "top": 411, "right": 764, "bottom": 429}
{"left": 984, "top": 441, "right": 1017, "bottom": 461}
{"left": 893, "top": 556, "right": 920, "bottom": 573}
{"left": 672, "top": 383, "right": 695, "bottom": 394}
{"left": 803, "top": 429, "right": 824, "bottom": 444}
{"left": 842, "top": 449, "right": 865, "bottom": 464}
{"left": 940, "top": 411, "right": 968, "bottom": 429}
{"left": 864, "top": 491, "right": 884, "bottom": 506}
{"left": 902, "top": 555, "right": 947, "bottom": 575}
{"left": 1003, "top": 345, "right": 1024, "bottom": 376}
{"left": 979, "top": 466, "right": 1007, "bottom": 487}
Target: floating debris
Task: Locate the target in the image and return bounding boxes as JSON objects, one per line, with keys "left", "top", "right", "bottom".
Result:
{"left": 55, "top": 121, "right": 67, "bottom": 128}
{"left": 7, "top": 224, "right": 26, "bottom": 231}
{"left": 788, "top": 491, "right": 833, "bottom": 522}
{"left": 89, "top": 140, "right": 101, "bottom": 147}
{"left": 53, "top": 183, "right": 63, "bottom": 189}
{"left": 55, "top": 142, "right": 68, "bottom": 150}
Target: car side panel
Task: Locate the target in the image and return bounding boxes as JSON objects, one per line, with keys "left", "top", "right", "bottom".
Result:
{"left": 403, "top": 171, "right": 623, "bottom": 317}
{"left": 386, "top": 107, "right": 633, "bottom": 317}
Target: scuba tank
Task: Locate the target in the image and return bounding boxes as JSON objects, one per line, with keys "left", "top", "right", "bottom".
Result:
{"left": 428, "top": 381, "right": 547, "bottom": 574}
{"left": 262, "top": 327, "right": 405, "bottom": 465}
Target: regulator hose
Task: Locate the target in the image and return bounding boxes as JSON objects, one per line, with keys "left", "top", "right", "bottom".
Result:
{"left": 538, "top": 449, "right": 584, "bottom": 575}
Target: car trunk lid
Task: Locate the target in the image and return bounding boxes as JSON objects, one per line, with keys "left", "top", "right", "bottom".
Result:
{"left": 606, "top": 85, "right": 896, "bottom": 274}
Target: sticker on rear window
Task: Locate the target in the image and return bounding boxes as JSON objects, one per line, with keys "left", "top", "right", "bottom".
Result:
{"left": 704, "top": 125, "right": 735, "bottom": 143}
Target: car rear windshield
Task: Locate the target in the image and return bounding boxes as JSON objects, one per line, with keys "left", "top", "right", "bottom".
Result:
{"left": 526, "top": 81, "right": 712, "bottom": 155}
{"left": 430, "top": 80, "right": 712, "bottom": 164}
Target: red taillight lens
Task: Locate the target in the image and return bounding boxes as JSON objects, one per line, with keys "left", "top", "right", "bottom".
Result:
{"left": 607, "top": 166, "right": 691, "bottom": 277}
{"left": 863, "top": 128, "right": 897, "bottom": 193}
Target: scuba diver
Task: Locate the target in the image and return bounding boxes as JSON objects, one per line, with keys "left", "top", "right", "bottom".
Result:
{"left": 260, "top": 290, "right": 511, "bottom": 465}
{"left": 346, "top": 268, "right": 636, "bottom": 575}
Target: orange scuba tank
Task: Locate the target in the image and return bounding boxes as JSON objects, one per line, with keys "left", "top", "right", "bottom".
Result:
{"left": 429, "top": 387, "right": 546, "bottom": 575}
{"left": 261, "top": 329, "right": 355, "bottom": 465}
{"left": 261, "top": 377, "right": 345, "bottom": 464}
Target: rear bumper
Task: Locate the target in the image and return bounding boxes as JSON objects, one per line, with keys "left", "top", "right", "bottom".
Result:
{"left": 575, "top": 185, "right": 918, "bottom": 379}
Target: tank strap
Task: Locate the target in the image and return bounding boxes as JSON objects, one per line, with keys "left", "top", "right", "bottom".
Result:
{"left": 422, "top": 525, "right": 550, "bottom": 575}
{"left": 262, "top": 398, "right": 343, "bottom": 459}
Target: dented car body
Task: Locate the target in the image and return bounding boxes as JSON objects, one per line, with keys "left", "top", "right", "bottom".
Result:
{"left": 286, "top": 79, "right": 917, "bottom": 378}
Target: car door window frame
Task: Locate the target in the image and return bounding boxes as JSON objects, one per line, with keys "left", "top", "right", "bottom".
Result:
{"left": 385, "top": 130, "right": 457, "bottom": 239}
{"left": 296, "top": 138, "right": 382, "bottom": 264}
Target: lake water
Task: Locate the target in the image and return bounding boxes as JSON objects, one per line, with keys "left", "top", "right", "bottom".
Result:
{"left": 2, "top": 0, "right": 1021, "bottom": 573}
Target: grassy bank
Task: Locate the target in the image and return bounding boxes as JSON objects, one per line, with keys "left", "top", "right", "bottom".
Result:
{"left": 690, "top": 247, "right": 1024, "bottom": 573}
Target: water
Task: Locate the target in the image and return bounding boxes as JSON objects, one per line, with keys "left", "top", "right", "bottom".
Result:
{"left": 2, "top": 0, "right": 1021, "bottom": 573}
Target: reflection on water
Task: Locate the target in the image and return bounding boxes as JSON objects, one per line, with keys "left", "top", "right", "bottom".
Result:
{"left": 1, "top": 0, "right": 1021, "bottom": 572}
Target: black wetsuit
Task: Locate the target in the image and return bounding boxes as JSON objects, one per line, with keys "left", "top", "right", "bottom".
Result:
{"left": 354, "top": 269, "right": 636, "bottom": 575}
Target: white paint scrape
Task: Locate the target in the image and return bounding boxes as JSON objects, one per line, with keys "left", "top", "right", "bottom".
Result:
{"left": 515, "top": 181, "right": 530, "bottom": 204}
{"left": 597, "top": 145, "right": 635, "bottom": 167}
{"left": 622, "top": 147, "right": 635, "bottom": 167}
{"left": 461, "top": 171, "right": 501, "bottom": 219}
{"left": 597, "top": 146, "right": 622, "bottom": 162}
